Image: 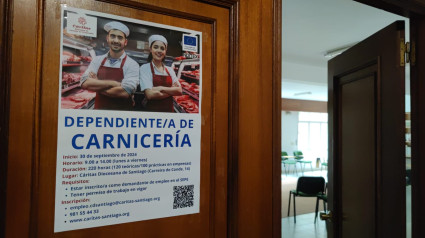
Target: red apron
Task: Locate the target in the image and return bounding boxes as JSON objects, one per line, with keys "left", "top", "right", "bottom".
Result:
{"left": 145, "top": 62, "right": 174, "bottom": 112}
{"left": 94, "top": 55, "right": 133, "bottom": 110}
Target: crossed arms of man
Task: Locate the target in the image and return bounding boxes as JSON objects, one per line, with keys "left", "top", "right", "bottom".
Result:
{"left": 81, "top": 72, "right": 130, "bottom": 98}
{"left": 80, "top": 57, "right": 139, "bottom": 98}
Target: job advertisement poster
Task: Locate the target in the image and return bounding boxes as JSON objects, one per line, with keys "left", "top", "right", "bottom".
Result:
{"left": 55, "top": 6, "right": 202, "bottom": 232}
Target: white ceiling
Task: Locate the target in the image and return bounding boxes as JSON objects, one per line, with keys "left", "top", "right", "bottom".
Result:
{"left": 282, "top": 0, "right": 408, "bottom": 101}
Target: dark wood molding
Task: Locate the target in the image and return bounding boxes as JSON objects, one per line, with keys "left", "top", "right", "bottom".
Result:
{"left": 98, "top": 0, "right": 217, "bottom": 24}
{"left": 223, "top": 1, "right": 239, "bottom": 238}
{"left": 192, "top": 1, "right": 241, "bottom": 238}
{"left": 410, "top": 16, "right": 425, "bottom": 238}
{"left": 272, "top": 0, "right": 282, "bottom": 237}
{"left": 281, "top": 98, "right": 327, "bottom": 113}
{"left": 355, "top": 0, "right": 425, "bottom": 17}
{"left": 5, "top": 0, "right": 282, "bottom": 236}
{"left": 352, "top": 2, "right": 425, "bottom": 238}
{"left": 194, "top": 1, "right": 241, "bottom": 238}
{"left": 208, "top": 17, "right": 218, "bottom": 238}
{"left": 196, "top": 0, "right": 237, "bottom": 8}
{"left": 0, "top": 0, "right": 13, "bottom": 237}
{"left": 193, "top": 1, "right": 241, "bottom": 237}
{"left": 36, "top": 0, "right": 239, "bottom": 237}
{"left": 29, "top": 0, "right": 45, "bottom": 236}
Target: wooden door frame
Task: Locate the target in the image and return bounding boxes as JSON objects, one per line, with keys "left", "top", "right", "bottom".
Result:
{"left": 280, "top": 1, "right": 425, "bottom": 238}
{"left": 0, "top": 0, "right": 12, "bottom": 236}
{"left": 273, "top": 1, "right": 282, "bottom": 237}
{"left": 348, "top": 1, "right": 425, "bottom": 238}
{"left": 1, "top": 0, "right": 282, "bottom": 237}
{"left": 409, "top": 15, "right": 425, "bottom": 238}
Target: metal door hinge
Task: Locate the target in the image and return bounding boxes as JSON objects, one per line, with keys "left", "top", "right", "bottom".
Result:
{"left": 401, "top": 40, "right": 415, "bottom": 66}
{"left": 400, "top": 40, "right": 407, "bottom": 66}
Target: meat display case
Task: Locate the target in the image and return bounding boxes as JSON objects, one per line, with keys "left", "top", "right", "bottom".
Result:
{"left": 60, "top": 36, "right": 96, "bottom": 109}
{"left": 61, "top": 88, "right": 96, "bottom": 109}
{"left": 172, "top": 58, "right": 200, "bottom": 113}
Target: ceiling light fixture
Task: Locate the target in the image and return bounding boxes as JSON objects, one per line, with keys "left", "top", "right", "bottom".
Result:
{"left": 324, "top": 43, "right": 358, "bottom": 59}
{"left": 293, "top": 91, "right": 312, "bottom": 96}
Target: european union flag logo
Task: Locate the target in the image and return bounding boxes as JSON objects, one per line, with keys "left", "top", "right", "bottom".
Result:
{"left": 184, "top": 35, "right": 197, "bottom": 46}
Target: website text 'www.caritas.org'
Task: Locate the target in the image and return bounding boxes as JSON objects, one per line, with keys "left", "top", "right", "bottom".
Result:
{"left": 69, "top": 212, "right": 130, "bottom": 223}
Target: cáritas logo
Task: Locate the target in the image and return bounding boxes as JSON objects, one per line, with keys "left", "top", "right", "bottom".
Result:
{"left": 78, "top": 17, "right": 87, "bottom": 25}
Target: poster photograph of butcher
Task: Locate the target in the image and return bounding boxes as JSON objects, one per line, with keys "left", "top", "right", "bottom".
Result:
{"left": 55, "top": 6, "right": 202, "bottom": 232}
{"left": 60, "top": 7, "right": 201, "bottom": 113}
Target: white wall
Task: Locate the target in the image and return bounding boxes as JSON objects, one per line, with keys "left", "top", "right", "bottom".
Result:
{"left": 281, "top": 111, "right": 299, "bottom": 155}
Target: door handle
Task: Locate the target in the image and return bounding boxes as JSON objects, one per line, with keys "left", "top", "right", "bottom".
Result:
{"left": 320, "top": 211, "right": 333, "bottom": 221}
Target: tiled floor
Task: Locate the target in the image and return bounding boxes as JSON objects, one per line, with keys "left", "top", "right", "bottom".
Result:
{"left": 282, "top": 212, "right": 327, "bottom": 238}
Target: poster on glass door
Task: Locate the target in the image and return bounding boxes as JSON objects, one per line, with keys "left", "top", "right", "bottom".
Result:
{"left": 55, "top": 5, "right": 202, "bottom": 232}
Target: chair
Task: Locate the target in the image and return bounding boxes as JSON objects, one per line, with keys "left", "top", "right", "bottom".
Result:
{"left": 315, "top": 194, "right": 327, "bottom": 223}
{"left": 315, "top": 182, "right": 328, "bottom": 223}
{"left": 293, "top": 150, "right": 313, "bottom": 173}
{"left": 287, "top": 176, "right": 326, "bottom": 223}
{"left": 321, "top": 161, "right": 328, "bottom": 171}
{"left": 282, "top": 151, "right": 297, "bottom": 175}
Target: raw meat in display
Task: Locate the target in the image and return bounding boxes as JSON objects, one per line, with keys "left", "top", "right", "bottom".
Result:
{"left": 174, "top": 95, "right": 199, "bottom": 113}
{"left": 62, "top": 72, "right": 82, "bottom": 85}
{"left": 61, "top": 89, "right": 95, "bottom": 109}
{"left": 174, "top": 56, "right": 186, "bottom": 61}
{"left": 181, "top": 69, "right": 200, "bottom": 80}
{"left": 178, "top": 79, "right": 199, "bottom": 95}
{"left": 63, "top": 54, "right": 80, "bottom": 62}
{"left": 71, "top": 90, "right": 96, "bottom": 101}
{"left": 63, "top": 51, "right": 74, "bottom": 57}
{"left": 80, "top": 56, "right": 92, "bottom": 62}
{"left": 192, "top": 69, "right": 200, "bottom": 78}
{"left": 62, "top": 51, "right": 91, "bottom": 63}
{"left": 61, "top": 97, "right": 87, "bottom": 109}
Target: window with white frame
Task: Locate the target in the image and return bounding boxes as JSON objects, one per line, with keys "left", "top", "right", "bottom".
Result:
{"left": 297, "top": 112, "right": 328, "bottom": 162}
